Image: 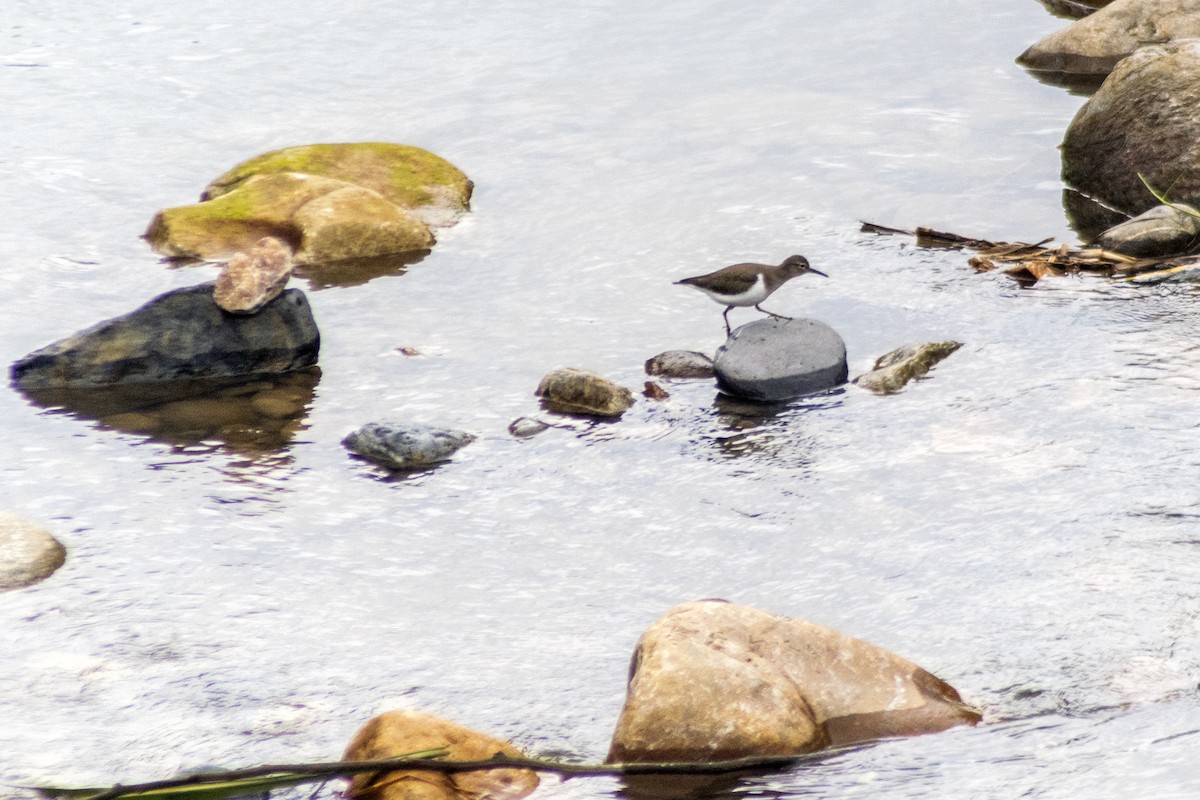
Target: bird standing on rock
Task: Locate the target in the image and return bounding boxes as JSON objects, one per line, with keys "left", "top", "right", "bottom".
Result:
{"left": 674, "top": 254, "right": 827, "bottom": 335}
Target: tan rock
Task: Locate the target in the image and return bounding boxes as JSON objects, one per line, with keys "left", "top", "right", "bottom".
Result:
{"left": 534, "top": 367, "right": 635, "bottom": 418}
{"left": 853, "top": 341, "right": 962, "bottom": 395}
{"left": 144, "top": 172, "right": 346, "bottom": 260}
{"left": 607, "top": 600, "right": 980, "bottom": 762}
{"left": 214, "top": 237, "right": 295, "bottom": 314}
{"left": 0, "top": 512, "right": 67, "bottom": 592}
{"left": 1019, "top": 0, "right": 1200, "bottom": 76}
{"left": 343, "top": 710, "right": 538, "bottom": 800}
{"left": 292, "top": 186, "right": 433, "bottom": 264}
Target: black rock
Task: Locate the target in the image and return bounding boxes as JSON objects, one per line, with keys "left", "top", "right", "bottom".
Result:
{"left": 713, "top": 318, "right": 848, "bottom": 402}
{"left": 11, "top": 282, "right": 319, "bottom": 390}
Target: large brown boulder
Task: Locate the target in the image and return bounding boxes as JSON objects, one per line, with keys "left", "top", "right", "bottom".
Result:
{"left": 343, "top": 710, "right": 537, "bottom": 800}
{"left": 1019, "top": 0, "right": 1200, "bottom": 77}
{"left": 607, "top": 600, "right": 980, "bottom": 762}
{"left": 1061, "top": 41, "right": 1200, "bottom": 216}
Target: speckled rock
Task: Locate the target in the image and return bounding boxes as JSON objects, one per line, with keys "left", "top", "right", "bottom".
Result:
{"left": 713, "top": 318, "right": 847, "bottom": 402}
{"left": 1092, "top": 203, "right": 1200, "bottom": 256}
{"left": 607, "top": 600, "right": 980, "bottom": 762}
{"left": 854, "top": 341, "right": 963, "bottom": 395}
{"left": 10, "top": 283, "right": 319, "bottom": 390}
{"left": 344, "top": 709, "right": 538, "bottom": 800}
{"left": 535, "top": 368, "right": 635, "bottom": 418}
{"left": 1062, "top": 42, "right": 1200, "bottom": 216}
{"left": 1020, "top": 0, "right": 1200, "bottom": 77}
{"left": 644, "top": 350, "right": 715, "bottom": 379}
{"left": 0, "top": 512, "right": 66, "bottom": 592}
{"left": 214, "top": 236, "right": 294, "bottom": 314}
{"left": 342, "top": 421, "right": 475, "bottom": 471}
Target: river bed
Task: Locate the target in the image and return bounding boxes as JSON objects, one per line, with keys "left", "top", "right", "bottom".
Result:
{"left": 2, "top": 2, "right": 1199, "bottom": 798}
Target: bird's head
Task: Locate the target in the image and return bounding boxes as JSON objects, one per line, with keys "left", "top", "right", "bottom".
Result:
{"left": 781, "top": 254, "right": 827, "bottom": 278}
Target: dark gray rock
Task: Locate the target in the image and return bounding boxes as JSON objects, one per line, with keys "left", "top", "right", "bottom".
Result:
{"left": 0, "top": 512, "right": 66, "bottom": 592}
{"left": 644, "top": 350, "right": 715, "bottom": 379}
{"left": 713, "top": 318, "right": 848, "bottom": 402}
{"left": 1020, "top": 0, "right": 1200, "bottom": 77}
{"left": 11, "top": 282, "right": 319, "bottom": 390}
{"left": 1061, "top": 42, "right": 1200, "bottom": 216}
{"left": 343, "top": 421, "right": 475, "bottom": 470}
{"left": 1092, "top": 203, "right": 1200, "bottom": 257}
{"left": 854, "top": 341, "right": 962, "bottom": 395}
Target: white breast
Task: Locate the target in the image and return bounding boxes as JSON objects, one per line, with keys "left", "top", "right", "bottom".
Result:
{"left": 701, "top": 273, "right": 769, "bottom": 307}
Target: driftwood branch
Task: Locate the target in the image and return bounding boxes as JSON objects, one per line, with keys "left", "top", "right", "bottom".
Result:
{"left": 860, "top": 220, "right": 1200, "bottom": 284}
{"left": 54, "top": 749, "right": 858, "bottom": 800}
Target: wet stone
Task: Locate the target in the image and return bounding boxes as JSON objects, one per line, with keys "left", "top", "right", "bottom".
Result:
{"left": 213, "top": 236, "right": 295, "bottom": 314}
{"left": 535, "top": 367, "right": 635, "bottom": 418}
{"left": 0, "top": 512, "right": 67, "bottom": 592}
{"left": 854, "top": 341, "right": 963, "bottom": 395}
{"left": 1092, "top": 204, "right": 1200, "bottom": 257}
{"left": 713, "top": 317, "right": 848, "bottom": 402}
{"left": 344, "top": 709, "right": 538, "bottom": 800}
{"left": 508, "top": 417, "right": 551, "bottom": 438}
{"left": 607, "top": 600, "right": 980, "bottom": 763}
{"left": 343, "top": 421, "right": 475, "bottom": 470}
{"left": 10, "top": 282, "right": 320, "bottom": 390}
{"left": 644, "top": 350, "right": 715, "bottom": 379}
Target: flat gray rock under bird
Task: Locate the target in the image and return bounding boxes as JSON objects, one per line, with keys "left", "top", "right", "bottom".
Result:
{"left": 713, "top": 317, "right": 848, "bottom": 402}
{"left": 674, "top": 255, "right": 827, "bottom": 335}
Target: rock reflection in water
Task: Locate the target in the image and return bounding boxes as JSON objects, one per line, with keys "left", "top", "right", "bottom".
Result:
{"left": 168, "top": 250, "right": 428, "bottom": 290}
{"left": 21, "top": 369, "right": 319, "bottom": 453}
{"left": 706, "top": 393, "right": 840, "bottom": 465}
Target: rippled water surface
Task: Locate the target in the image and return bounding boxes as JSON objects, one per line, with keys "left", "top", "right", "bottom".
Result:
{"left": 3, "top": 2, "right": 1200, "bottom": 798}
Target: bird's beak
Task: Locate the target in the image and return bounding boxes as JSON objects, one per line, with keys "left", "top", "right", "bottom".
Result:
{"left": 809, "top": 267, "right": 829, "bottom": 277}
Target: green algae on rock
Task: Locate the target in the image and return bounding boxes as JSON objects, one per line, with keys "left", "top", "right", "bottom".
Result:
{"left": 202, "top": 142, "right": 473, "bottom": 227}
{"left": 144, "top": 142, "right": 468, "bottom": 265}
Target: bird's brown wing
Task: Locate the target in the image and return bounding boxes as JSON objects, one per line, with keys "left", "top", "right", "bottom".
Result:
{"left": 676, "top": 263, "right": 762, "bottom": 295}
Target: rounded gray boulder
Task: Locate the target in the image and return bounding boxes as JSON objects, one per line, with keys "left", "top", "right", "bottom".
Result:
{"left": 713, "top": 318, "right": 848, "bottom": 402}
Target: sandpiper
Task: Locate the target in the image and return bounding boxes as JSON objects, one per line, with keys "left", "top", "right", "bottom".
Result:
{"left": 674, "top": 254, "right": 827, "bottom": 335}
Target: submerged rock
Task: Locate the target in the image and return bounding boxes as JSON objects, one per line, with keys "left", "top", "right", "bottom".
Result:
{"left": 508, "top": 416, "right": 551, "bottom": 438}
{"left": 214, "top": 236, "right": 294, "bottom": 314}
{"left": 1020, "top": 0, "right": 1200, "bottom": 78}
{"left": 1061, "top": 42, "right": 1200, "bottom": 216}
{"left": 644, "top": 349, "right": 715, "bottom": 379}
{"left": 535, "top": 367, "right": 635, "bottom": 418}
{"left": 854, "top": 341, "right": 963, "bottom": 395}
{"left": 607, "top": 600, "right": 980, "bottom": 762}
{"left": 11, "top": 283, "right": 319, "bottom": 390}
{"left": 344, "top": 709, "right": 538, "bottom": 800}
{"left": 0, "top": 512, "right": 66, "bottom": 592}
{"left": 713, "top": 318, "right": 847, "bottom": 402}
{"left": 342, "top": 421, "right": 475, "bottom": 470}
{"left": 1092, "top": 203, "right": 1200, "bottom": 257}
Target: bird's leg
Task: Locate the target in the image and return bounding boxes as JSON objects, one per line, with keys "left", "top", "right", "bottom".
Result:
{"left": 756, "top": 304, "right": 793, "bottom": 320}
{"left": 723, "top": 306, "right": 733, "bottom": 336}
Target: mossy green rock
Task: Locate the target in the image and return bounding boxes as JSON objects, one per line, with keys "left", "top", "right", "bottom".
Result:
{"left": 203, "top": 142, "right": 473, "bottom": 227}
{"left": 145, "top": 143, "right": 469, "bottom": 264}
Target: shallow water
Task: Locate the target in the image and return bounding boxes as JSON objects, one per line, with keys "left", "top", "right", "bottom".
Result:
{"left": 3, "top": 2, "right": 1200, "bottom": 798}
